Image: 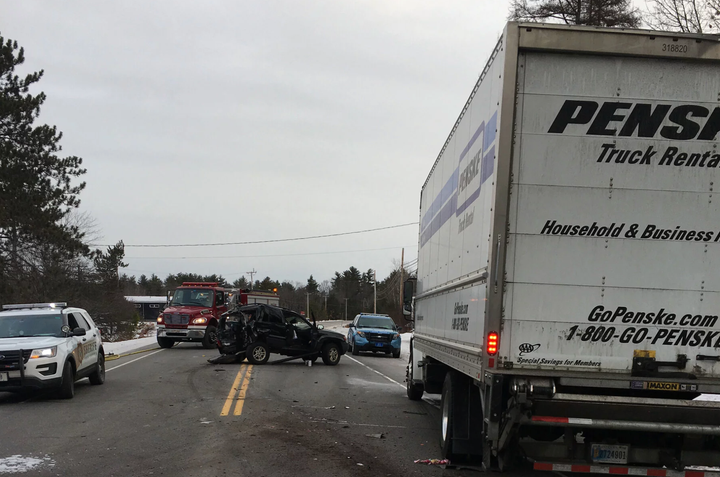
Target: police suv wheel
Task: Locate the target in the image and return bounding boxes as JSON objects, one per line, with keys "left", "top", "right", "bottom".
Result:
{"left": 247, "top": 342, "right": 270, "bottom": 365}
{"left": 58, "top": 361, "right": 75, "bottom": 400}
{"left": 89, "top": 352, "right": 105, "bottom": 385}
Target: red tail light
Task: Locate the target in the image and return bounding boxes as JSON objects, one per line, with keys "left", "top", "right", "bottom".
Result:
{"left": 487, "top": 332, "right": 499, "bottom": 355}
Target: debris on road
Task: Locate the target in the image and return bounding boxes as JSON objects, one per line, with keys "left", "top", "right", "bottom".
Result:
{"left": 365, "top": 433, "right": 385, "bottom": 439}
{"left": 403, "top": 410, "right": 427, "bottom": 415}
{"left": 414, "top": 459, "right": 451, "bottom": 465}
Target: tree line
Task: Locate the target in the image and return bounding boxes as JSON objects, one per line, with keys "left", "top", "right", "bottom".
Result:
{"left": 120, "top": 264, "right": 413, "bottom": 324}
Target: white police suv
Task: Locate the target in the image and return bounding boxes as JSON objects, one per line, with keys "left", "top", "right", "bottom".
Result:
{"left": 0, "top": 303, "right": 105, "bottom": 399}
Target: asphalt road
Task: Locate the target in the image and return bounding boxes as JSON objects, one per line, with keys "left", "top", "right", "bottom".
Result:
{"left": 0, "top": 333, "right": 492, "bottom": 477}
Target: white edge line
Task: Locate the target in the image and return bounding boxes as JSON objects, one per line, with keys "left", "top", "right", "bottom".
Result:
{"left": 345, "top": 355, "right": 405, "bottom": 389}
{"left": 106, "top": 349, "right": 164, "bottom": 372}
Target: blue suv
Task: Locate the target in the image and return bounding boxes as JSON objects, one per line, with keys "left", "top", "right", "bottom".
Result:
{"left": 347, "top": 313, "right": 401, "bottom": 358}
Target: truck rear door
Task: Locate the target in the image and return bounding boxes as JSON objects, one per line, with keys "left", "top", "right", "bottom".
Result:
{"left": 505, "top": 47, "right": 720, "bottom": 381}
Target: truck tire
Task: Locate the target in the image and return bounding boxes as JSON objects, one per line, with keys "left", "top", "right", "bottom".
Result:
{"left": 351, "top": 341, "right": 360, "bottom": 356}
{"left": 202, "top": 325, "right": 218, "bottom": 349}
{"left": 440, "top": 371, "right": 468, "bottom": 460}
{"left": 58, "top": 361, "right": 75, "bottom": 400}
{"left": 247, "top": 342, "right": 270, "bottom": 365}
{"left": 392, "top": 349, "right": 401, "bottom": 358}
{"left": 89, "top": 352, "right": 105, "bottom": 385}
{"left": 406, "top": 348, "right": 424, "bottom": 401}
{"left": 157, "top": 337, "right": 174, "bottom": 348}
{"left": 321, "top": 342, "right": 341, "bottom": 366}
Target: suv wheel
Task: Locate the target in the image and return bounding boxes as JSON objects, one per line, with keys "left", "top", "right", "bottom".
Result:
{"left": 392, "top": 349, "right": 401, "bottom": 359}
{"left": 351, "top": 340, "right": 360, "bottom": 356}
{"left": 89, "top": 352, "right": 105, "bottom": 385}
{"left": 202, "top": 325, "right": 218, "bottom": 349}
{"left": 58, "top": 361, "right": 75, "bottom": 399}
{"left": 322, "top": 342, "right": 341, "bottom": 366}
{"left": 247, "top": 342, "right": 270, "bottom": 365}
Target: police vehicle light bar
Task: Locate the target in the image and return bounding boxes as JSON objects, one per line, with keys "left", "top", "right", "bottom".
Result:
{"left": 2, "top": 302, "right": 68, "bottom": 310}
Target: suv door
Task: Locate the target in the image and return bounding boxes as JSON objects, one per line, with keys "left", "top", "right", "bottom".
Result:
{"left": 66, "top": 312, "right": 97, "bottom": 373}
{"left": 256, "top": 308, "right": 286, "bottom": 351}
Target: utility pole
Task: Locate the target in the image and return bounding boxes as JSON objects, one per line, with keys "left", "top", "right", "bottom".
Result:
{"left": 246, "top": 268, "right": 257, "bottom": 289}
{"left": 306, "top": 292, "right": 310, "bottom": 318}
{"left": 400, "top": 248, "right": 404, "bottom": 311}
{"left": 344, "top": 298, "right": 348, "bottom": 321}
{"left": 324, "top": 294, "right": 327, "bottom": 312}
{"left": 373, "top": 269, "right": 377, "bottom": 313}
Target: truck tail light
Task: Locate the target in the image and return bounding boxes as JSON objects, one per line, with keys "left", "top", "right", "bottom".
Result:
{"left": 487, "top": 332, "right": 499, "bottom": 355}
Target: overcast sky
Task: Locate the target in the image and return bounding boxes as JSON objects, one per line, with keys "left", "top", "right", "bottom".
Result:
{"left": 3, "top": 1, "right": 648, "bottom": 286}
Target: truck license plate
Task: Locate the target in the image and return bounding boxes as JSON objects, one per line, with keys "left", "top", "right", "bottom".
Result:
{"left": 375, "top": 343, "right": 384, "bottom": 347}
{"left": 591, "top": 444, "right": 629, "bottom": 464}
{"left": 0, "top": 372, "right": 8, "bottom": 382}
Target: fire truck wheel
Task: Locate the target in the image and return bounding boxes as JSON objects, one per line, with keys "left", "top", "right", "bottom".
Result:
{"left": 202, "top": 326, "right": 218, "bottom": 349}
{"left": 247, "top": 342, "right": 270, "bottom": 364}
{"left": 157, "top": 337, "right": 175, "bottom": 348}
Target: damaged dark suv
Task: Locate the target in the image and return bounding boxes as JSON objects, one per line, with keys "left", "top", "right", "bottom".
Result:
{"left": 215, "top": 303, "right": 349, "bottom": 365}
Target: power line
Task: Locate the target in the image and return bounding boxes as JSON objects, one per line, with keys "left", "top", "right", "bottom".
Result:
{"left": 93, "top": 222, "right": 419, "bottom": 248}
{"left": 126, "top": 245, "right": 417, "bottom": 260}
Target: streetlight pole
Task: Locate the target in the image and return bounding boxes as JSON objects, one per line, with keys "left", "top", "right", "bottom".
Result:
{"left": 306, "top": 292, "right": 310, "bottom": 318}
{"left": 344, "top": 298, "right": 348, "bottom": 321}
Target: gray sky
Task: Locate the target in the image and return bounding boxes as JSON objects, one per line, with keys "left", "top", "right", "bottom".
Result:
{"left": 4, "top": 1, "right": 620, "bottom": 285}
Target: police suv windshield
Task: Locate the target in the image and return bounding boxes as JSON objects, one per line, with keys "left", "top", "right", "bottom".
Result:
{"left": 356, "top": 316, "right": 395, "bottom": 330}
{"left": 171, "top": 288, "right": 214, "bottom": 307}
{"left": 0, "top": 314, "right": 65, "bottom": 338}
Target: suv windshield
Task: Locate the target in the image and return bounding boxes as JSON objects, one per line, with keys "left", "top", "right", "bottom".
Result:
{"left": 0, "top": 314, "right": 65, "bottom": 338}
{"left": 171, "top": 289, "right": 214, "bottom": 307}
{"left": 356, "top": 316, "right": 395, "bottom": 330}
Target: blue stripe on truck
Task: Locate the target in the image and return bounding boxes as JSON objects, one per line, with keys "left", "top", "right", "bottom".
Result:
{"left": 420, "top": 111, "right": 497, "bottom": 248}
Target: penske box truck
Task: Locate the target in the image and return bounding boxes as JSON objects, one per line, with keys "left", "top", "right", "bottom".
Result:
{"left": 404, "top": 22, "right": 720, "bottom": 474}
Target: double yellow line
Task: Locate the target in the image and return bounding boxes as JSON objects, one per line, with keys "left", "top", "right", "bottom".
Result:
{"left": 220, "top": 364, "right": 253, "bottom": 416}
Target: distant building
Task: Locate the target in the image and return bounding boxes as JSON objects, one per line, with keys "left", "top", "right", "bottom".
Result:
{"left": 125, "top": 296, "right": 167, "bottom": 321}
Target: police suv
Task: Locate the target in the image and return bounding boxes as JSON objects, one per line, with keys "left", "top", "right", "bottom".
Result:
{"left": 0, "top": 303, "right": 105, "bottom": 399}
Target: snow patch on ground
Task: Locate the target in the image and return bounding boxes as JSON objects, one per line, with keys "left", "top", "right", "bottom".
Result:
{"left": 103, "top": 336, "right": 158, "bottom": 356}
{"left": 0, "top": 455, "right": 54, "bottom": 474}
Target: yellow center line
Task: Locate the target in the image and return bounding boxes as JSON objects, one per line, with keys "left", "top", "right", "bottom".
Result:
{"left": 220, "top": 364, "right": 247, "bottom": 416}
{"left": 233, "top": 365, "right": 253, "bottom": 416}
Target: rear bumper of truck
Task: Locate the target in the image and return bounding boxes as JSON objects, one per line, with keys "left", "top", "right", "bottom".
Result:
{"left": 516, "top": 392, "right": 720, "bottom": 469}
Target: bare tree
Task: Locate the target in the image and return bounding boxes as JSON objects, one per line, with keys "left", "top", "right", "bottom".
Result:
{"left": 510, "top": 0, "right": 642, "bottom": 27}
{"left": 645, "top": 0, "right": 718, "bottom": 32}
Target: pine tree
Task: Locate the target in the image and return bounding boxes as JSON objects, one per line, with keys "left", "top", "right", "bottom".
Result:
{"left": 510, "top": 0, "right": 641, "bottom": 27}
{"left": 0, "top": 33, "right": 88, "bottom": 282}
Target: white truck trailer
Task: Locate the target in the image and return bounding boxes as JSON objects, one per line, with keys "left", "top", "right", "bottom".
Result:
{"left": 404, "top": 22, "right": 720, "bottom": 474}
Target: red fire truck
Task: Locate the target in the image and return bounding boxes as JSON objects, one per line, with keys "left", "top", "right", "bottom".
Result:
{"left": 156, "top": 282, "right": 279, "bottom": 349}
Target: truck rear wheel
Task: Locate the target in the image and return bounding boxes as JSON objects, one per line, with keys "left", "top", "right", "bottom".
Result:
{"left": 157, "top": 337, "right": 175, "bottom": 348}
{"left": 440, "top": 371, "right": 484, "bottom": 462}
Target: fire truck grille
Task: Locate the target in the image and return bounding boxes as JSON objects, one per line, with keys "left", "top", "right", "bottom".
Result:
{"left": 165, "top": 314, "right": 190, "bottom": 325}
